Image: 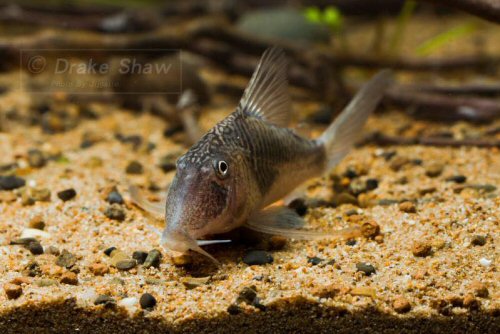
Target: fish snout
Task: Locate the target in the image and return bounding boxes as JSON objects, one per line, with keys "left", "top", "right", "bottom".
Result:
{"left": 160, "top": 228, "right": 195, "bottom": 254}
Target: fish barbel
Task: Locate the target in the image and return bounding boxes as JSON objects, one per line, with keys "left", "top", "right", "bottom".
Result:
{"left": 131, "top": 47, "right": 392, "bottom": 263}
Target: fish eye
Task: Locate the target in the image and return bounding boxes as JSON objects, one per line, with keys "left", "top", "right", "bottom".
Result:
{"left": 215, "top": 160, "right": 229, "bottom": 178}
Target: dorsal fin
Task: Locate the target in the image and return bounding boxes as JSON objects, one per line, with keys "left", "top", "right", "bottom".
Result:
{"left": 237, "top": 47, "right": 291, "bottom": 127}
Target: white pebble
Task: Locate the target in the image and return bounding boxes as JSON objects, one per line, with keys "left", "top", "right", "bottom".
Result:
{"left": 479, "top": 258, "right": 492, "bottom": 267}
{"left": 118, "top": 297, "right": 138, "bottom": 314}
{"left": 20, "top": 228, "right": 51, "bottom": 239}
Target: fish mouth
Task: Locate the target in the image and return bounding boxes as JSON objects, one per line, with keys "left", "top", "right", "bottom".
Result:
{"left": 161, "top": 228, "right": 222, "bottom": 265}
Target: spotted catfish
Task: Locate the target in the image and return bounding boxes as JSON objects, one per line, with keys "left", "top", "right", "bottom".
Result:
{"left": 131, "top": 47, "right": 392, "bottom": 263}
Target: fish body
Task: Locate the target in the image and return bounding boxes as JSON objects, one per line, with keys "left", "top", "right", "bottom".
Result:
{"left": 131, "top": 47, "right": 392, "bottom": 263}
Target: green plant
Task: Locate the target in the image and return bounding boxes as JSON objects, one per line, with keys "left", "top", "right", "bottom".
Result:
{"left": 304, "top": 6, "right": 348, "bottom": 52}
{"left": 416, "top": 22, "right": 478, "bottom": 56}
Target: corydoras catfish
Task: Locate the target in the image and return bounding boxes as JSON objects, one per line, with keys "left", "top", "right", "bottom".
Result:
{"left": 131, "top": 47, "right": 392, "bottom": 263}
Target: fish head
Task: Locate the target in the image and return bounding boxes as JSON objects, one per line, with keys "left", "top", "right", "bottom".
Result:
{"left": 161, "top": 142, "right": 249, "bottom": 253}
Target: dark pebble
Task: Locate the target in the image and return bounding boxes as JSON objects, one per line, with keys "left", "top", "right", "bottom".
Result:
{"left": 139, "top": 293, "right": 157, "bottom": 309}
{"left": 116, "top": 259, "right": 137, "bottom": 270}
{"left": 287, "top": 198, "right": 308, "bottom": 216}
{"left": 132, "top": 251, "right": 148, "bottom": 264}
{"left": 307, "top": 256, "right": 323, "bottom": 266}
{"left": 24, "top": 261, "right": 41, "bottom": 277}
{"left": 356, "top": 262, "right": 376, "bottom": 276}
{"left": 227, "top": 304, "right": 242, "bottom": 315}
{"left": 104, "top": 246, "right": 116, "bottom": 256}
{"left": 163, "top": 125, "right": 183, "bottom": 138}
{"left": 365, "top": 178, "right": 379, "bottom": 191}
{"left": 0, "top": 175, "right": 26, "bottom": 190}
{"left": 143, "top": 249, "right": 162, "bottom": 268}
{"left": 57, "top": 188, "right": 76, "bottom": 201}
{"left": 471, "top": 235, "right": 486, "bottom": 246}
{"left": 10, "top": 238, "right": 38, "bottom": 246}
{"left": 27, "top": 149, "right": 46, "bottom": 168}
{"left": 94, "top": 294, "right": 116, "bottom": 307}
{"left": 56, "top": 250, "right": 77, "bottom": 269}
{"left": 159, "top": 154, "right": 177, "bottom": 173}
{"left": 236, "top": 286, "right": 257, "bottom": 304}
{"left": 346, "top": 239, "right": 357, "bottom": 246}
{"left": 106, "top": 190, "right": 124, "bottom": 205}
{"left": 28, "top": 241, "right": 44, "bottom": 255}
{"left": 380, "top": 150, "right": 397, "bottom": 161}
{"left": 343, "top": 167, "right": 358, "bottom": 179}
{"left": 125, "top": 161, "right": 143, "bottom": 174}
{"left": 115, "top": 133, "right": 143, "bottom": 150}
{"left": 104, "top": 204, "right": 126, "bottom": 221}
{"left": 446, "top": 175, "right": 467, "bottom": 184}
{"left": 242, "top": 250, "right": 273, "bottom": 265}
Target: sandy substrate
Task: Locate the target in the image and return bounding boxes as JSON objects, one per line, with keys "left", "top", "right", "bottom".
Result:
{"left": 0, "top": 90, "right": 498, "bottom": 333}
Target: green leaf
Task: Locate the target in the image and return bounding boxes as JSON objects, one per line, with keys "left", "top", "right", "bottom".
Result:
{"left": 304, "top": 7, "right": 322, "bottom": 24}
{"left": 323, "top": 6, "right": 342, "bottom": 30}
{"left": 416, "top": 22, "right": 478, "bottom": 56}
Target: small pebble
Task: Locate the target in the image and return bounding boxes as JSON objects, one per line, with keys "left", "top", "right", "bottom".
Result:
{"left": 94, "top": 294, "right": 116, "bottom": 307}
{"left": 399, "top": 201, "right": 416, "bottom": 213}
{"left": 46, "top": 246, "right": 60, "bottom": 256}
{"left": 227, "top": 304, "right": 242, "bottom": 315}
{"left": 389, "top": 156, "right": 409, "bottom": 171}
{"left": 307, "top": 256, "right": 323, "bottom": 266}
{"left": 159, "top": 154, "right": 177, "bottom": 173}
{"left": 60, "top": 272, "right": 78, "bottom": 285}
{"left": 27, "top": 149, "right": 46, "bottom": 168}
{"left": 365, "top": 178, "right": 379, "bottom": 191}
{"left": 332, "top": 192, "right": 358, "bottom": 207}
{"left": 0, "top": 175, "right": 26, "bottom": 190}
{"left": 412, "top": 241, "right": 432, "bottom": 257}
{"left": 116, "top": 259, "right": 137, "bottom": 271}
{"left": 28, "top": 215, "right": 45, "bottom": 230}
{"left": 125, "top": 161, "right": 143, "bottom": 174}
{"left": 236, "top": 286, "right": 257, "bottom": 304}
{"left": 268, "top": 236, "right": 287, "bottom": 250}
{"left": 106, "top": 189, "right": 124, "bottom": 205}
{"left": 445, "top": 175, "right": 467, "bottom": 184}
{"left": 104, "top": 204, "right": 126, "bottom": 221}
{"left": 361, "top": 221, "right": 380, "bottom": 238}
{"left": 10, "top": 237, "right": 37, "bottom": 246}
{"left": 356, "top": 262, "right": 376, "bottom": 276}
{"left": 56, "top": 250, "right": 77, "bottom": 269}
{"left": 242, "top": 250, "right": 273, "bottom": 265}
{"left": 143, "top": 249, "right": 162, "bottom": 268}
{"left": 57, "top": 188, "right": 76, "bottom": 201}
{"left": 4, "top": 283, "right": 23, "bottom": 299}
{"left": 10, "top": 277, "right": 31, "bottom": 286}
{"left": 104, "top": 247, "right": 117, "bottom": 256}
{"left": 393, "top": 296, "right": 411, "bottom": 313}
{"left": 346, "top": 239, "right": 357, "bottom": 246}
{"left": 425, "top": 162, "right": 444, "bottom": 177}
{"left": 479, "top": 258, "right": 492, "bottom": 267}
{"left": 469, "top": 281, "right": 488, "bottom": 298}
{"left": 287, "top": 198, "right": 308, "bottom": 216}
{"left": 139, "top": 293, "right": 157, "bottom": 309}
{"left": 171, "top": 254, "right": 193, "bottom": 266}
{"left": 28, "top": 241, "right": 44, "bottom": 255}
{"left": 89, "top": 263, "right": 109, "bottom": 276}
{"left": 132, "top": 251, "right": 148, "bottom": 264}
{"left": 471, "top": 235, "right": 486, "bottom": 246}
{"left": 30, "top": 188, "right": 51, "bottom": 202}
{"left": 463, "top": 294, "right": 479, "bottom": 309}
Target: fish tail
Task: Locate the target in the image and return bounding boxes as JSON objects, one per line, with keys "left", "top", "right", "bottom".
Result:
{"left": 318, "top": 70, "right": 393, "bottom": 171}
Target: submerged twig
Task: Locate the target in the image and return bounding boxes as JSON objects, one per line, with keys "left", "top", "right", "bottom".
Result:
{"left": 417, "top": 0, "right": 500, "bottom": 23}
{"left": 364, "top": 132, "right": 500, "bottom": 148}
{"left": 385, "top": 87, "right": 500, "bottom": 122}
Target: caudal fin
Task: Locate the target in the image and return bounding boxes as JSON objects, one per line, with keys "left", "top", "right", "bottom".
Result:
{"left": 318, "top": 70, "right": 393, "bottom": 171}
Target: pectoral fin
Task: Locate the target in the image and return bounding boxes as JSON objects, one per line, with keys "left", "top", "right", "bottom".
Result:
{"left": 129, "top": 185, "right": 165, "bottom": 218}
{"left": 245, "top": 206, "right": 360, "bottom": 240}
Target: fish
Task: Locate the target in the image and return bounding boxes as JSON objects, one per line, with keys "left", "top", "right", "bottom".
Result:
{"left": 130, "top": 47, "right": 392, "bottom": 264}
